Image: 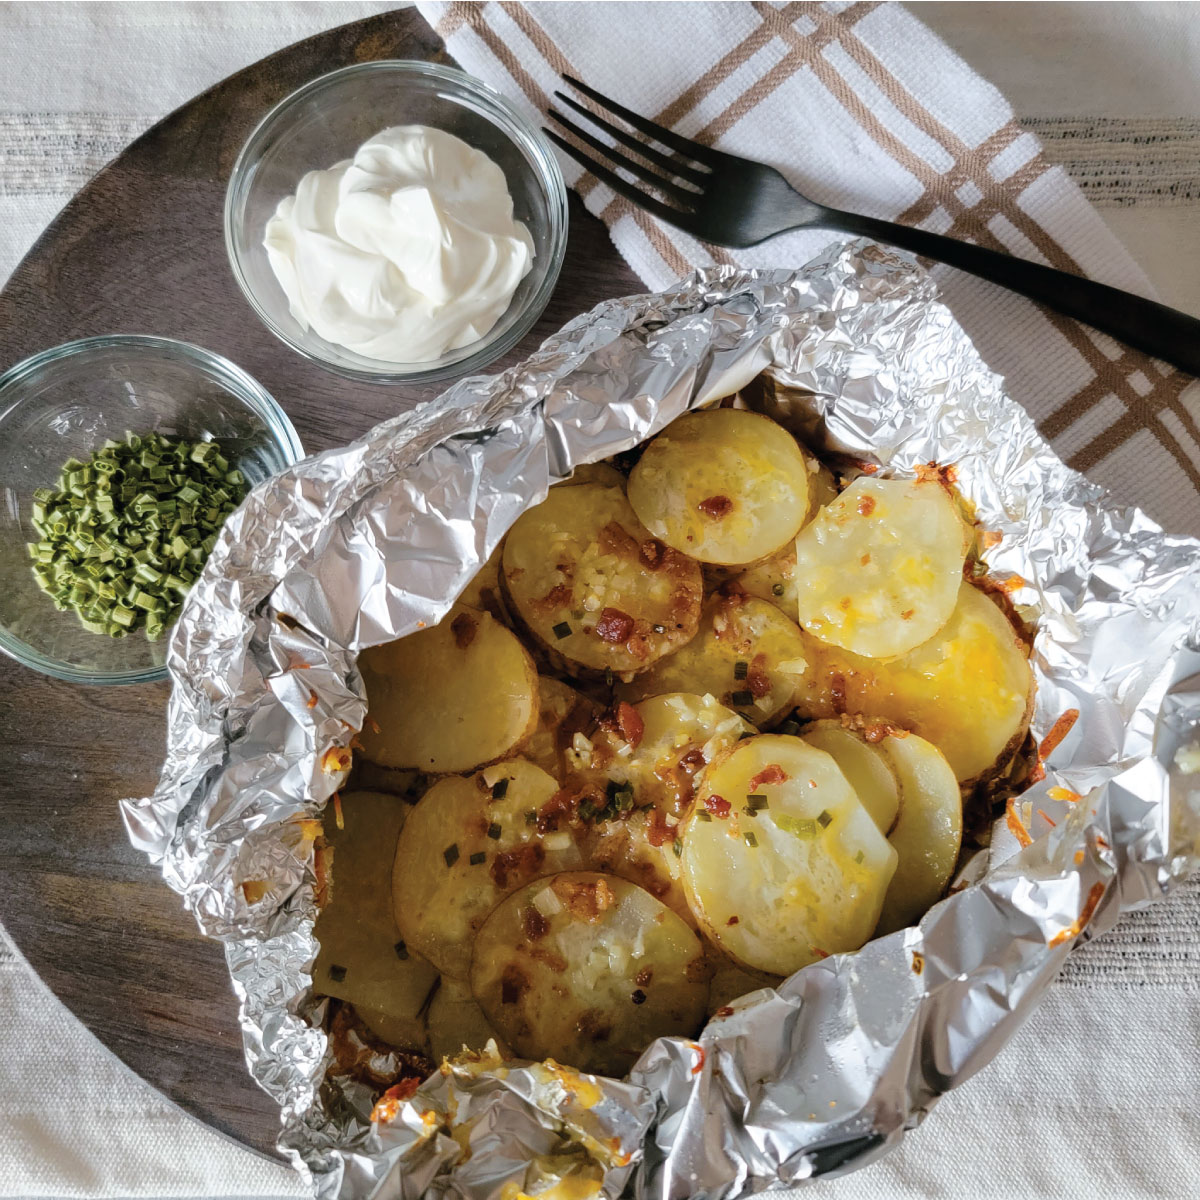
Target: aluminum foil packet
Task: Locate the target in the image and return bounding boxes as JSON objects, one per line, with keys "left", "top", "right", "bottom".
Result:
{"left": 122, "top": 240, "right": 1200, "bottom": 1200}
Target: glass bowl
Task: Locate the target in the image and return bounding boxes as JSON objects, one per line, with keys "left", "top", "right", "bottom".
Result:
{"left": 0, "top": 335, "right": 304, "bottom": 685}
{"left": 224, "top": 60, "right": 569, "bottom": 384}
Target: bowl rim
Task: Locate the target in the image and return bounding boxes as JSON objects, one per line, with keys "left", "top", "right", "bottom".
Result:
{"left": 0, "top": 333, "right": 305, "bottom": 686}
{"left": 223, "top": 58, "right": 569, "bottom": 385}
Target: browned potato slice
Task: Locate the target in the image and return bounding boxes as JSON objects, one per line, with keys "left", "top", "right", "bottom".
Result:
{"left": 680, "top": 735, "right": 897, "bottom": 975}
{"left": 427, "top": 976, "right": 508, "bottom": 1060}
{"left": 312, "top": 791, "right": 438, "bottom": 1051}
{"left": 358, "top": 605, "right": 538, "bottom": 773}
{"left": 792, "top": 582, "right": 1034, "bottom": 784}
{"left": 392, "top": 760, "right": 582, "bottom": 980}
{"left": 875, "top": 732, "right": 963, "bottom": 934}
{"left": 801, "top": 720, "right": 900, "bottom": 835}
{"left": 522, "top": 676, "right": 598, "bottom": 780}
{"left": 502, "top": 483, "right": 703, "bottom": 678}
{"left": 627, "top": 409, "right": 810, "bottom": 566}
{"left": 620, "top": 593, "right": 810, "bottom": 727}
{"left": 470, "top": 872, "right": 709, "bottom": 1075}
{"left": 737, "top": 546, "right": 799, "bottom": 617}
{"left": 793, "top": 476, "right": 969, "bottom": 658}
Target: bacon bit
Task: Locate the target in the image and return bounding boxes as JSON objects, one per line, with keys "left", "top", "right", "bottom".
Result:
{"left": 1005, "top": 797, "right": 1033, "bottom": 848}
{"left": 862, "top": 720, "right": 907, "bottom": 743}
{"left": 306, "top": 690, "right": 318, "bottom": 710}
{"left": 552, "top": 875, "right": 616, "bottom": 922}
{"left": 599, "top": 521, "right": 639, "bottom": 558}
{"left": 1036, "top": 808, "right": 1057, "bottom": 827}
{"left": 726, "top": 915, "right": 740, "bottom": 926}
{"left": 680, "top": 747, "right": 706, "bottom": 773}
{"left": 748, "top": 763, "right": 789, "bottom": 790}
{"left": 370, "top": 1078, "right": 421, "bottom": 1124}
{"left": 911, "top": 951, "right": 925, "bottom": 975}
{"left": 746, "top": 653, "right": 772, "bottom": 699}
{"left": 981, "top": 529, "right": 1003, "bottom": 549}
{"left": 450, "top": 611, "right": 478, "bottom": 649}
{"left": 540, "top": 583, "right": 573, "bottom": 610}
{"left": 714, "top": 1006, "right": 735, "bottom": 1018}
{"left": 332, "top": 793, "right": 344, "bottom": 830}
{"left": 916, "top": 461, "right": 959, "bottom": 487}
{"left": 810, "top": 946, "right": 831, "bottom": 960}
{"left": 241, "top": 880, "right": 268, "bottom": 904}
{"left": 322, "top": 746, "right": 352, "bottom": 774}
{"left": 856, "top": 494, "right": 876, "bottom": 517}
{"left": 522, "top": 905, "right": 550, "bottom": 941}
{"left": 1074, "top": 850, "right": 1086, "bottom": 866}
{"left": 997, "top": 574, "right": 1026, "bottom": 594}
{"left": 1039, "top": 709, "right": 1080, "bottom": 761}
{"left": 704, "top": 793, "right": 732, "bottom": 818}
{"left": 830, "top": 672, "right": 847, "bottom": 714}
{"left": 900, "top": 608, "right": 915, "bottom": 620}
{"left": 490, "top": 843, "right": 545, "bottom": 890}
{"left": 1048, "top": 881, "right": 1106, "bottom": 948}
{"left": 697, "top": 495, "right": 734, "bottom": 519}
{"left": 595, "top": 607, "right": 635, "bottom": 643}
{"left": 349, "top": 734, "right": 365, "bottom": 753}
{"left": 1095, "top": 834, "right": 1110, "bottom": 851}
{"left": 690, "top": 1044, "right": 707, "bottom": 1075}
{"left": 645, "top": 808, "right": 674, "bottom": 848}
{"left": 640, "top": 538, "right": 667, "bottom": 569}
{"left": 616, "top": 701, "right": 645, "bottom": 748}
{"left": 537, "top": 788, "right": 579, "bottom": 834}
{"left": 855, "top": 461, "right": 880, "bottom": 475}
{"left": 366, "top": 716, "right": 381, "bottom": 735}
{"left": 634, "top": 966, "right": 654, "bottom": 987}
{"left": 1048, "top": 786, "right": 1082, "bottom": 804}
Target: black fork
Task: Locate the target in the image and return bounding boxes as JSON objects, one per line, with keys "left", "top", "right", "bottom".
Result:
{"left": 546, "top": 75, "right": 1200, "bottom": 378}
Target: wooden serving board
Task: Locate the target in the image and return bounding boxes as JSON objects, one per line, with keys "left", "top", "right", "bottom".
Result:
{"left": 0, "top": 9, "right": 641, "bottom": 1159}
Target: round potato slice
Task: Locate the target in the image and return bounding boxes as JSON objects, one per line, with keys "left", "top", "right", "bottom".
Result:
{"left": 875, "top": 732, "right": 963, "bottom": 935}
{"left": 427, "top": 976, "right": 508, "bottom": 1061}
{"left": 502, "top": 483, "right": 703, "bottom": 678}
{"left": 627, "top": 409, "right": 810, "bottom": 566}
{"left": 458, "top": 542, "right": 507, "bottom": 621}
{"left": 793, "top": 476, "right": 969, "bottom": 658}
{"left": 792, "top": 582, "right": 1034, "bottom": 784}
{"left": 801, "top": 721, "right": 900, "bottom": 835}
{"left": 312, "top": 791, "right": 439, "bottom": 1052}
{"left": 681, "top": 735, "right": 897, "bottom": 975}
{"left": 620, "top": 594, "right": 811, "bottom": 727}
{"left": 392, "top": 761, "right": 583, "bottom": 979}
{"left": 358, "top": 605, "right": 538, "bottom": 773}
{"left": 471, "top": 872, "right": 709, "bottom": 1076}
{"left": 522, "top": 677, "right": 598, "bottom": 780}
{"left": 737, "top": 546, "right": 799, "bottom": 617}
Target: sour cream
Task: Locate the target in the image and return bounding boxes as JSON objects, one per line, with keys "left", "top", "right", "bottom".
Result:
{"left": 264, "top": 125, "right": 534, "bottom": 363}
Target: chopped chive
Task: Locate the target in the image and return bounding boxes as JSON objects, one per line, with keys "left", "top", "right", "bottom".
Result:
{"left": 746, "top": 795, "right": 768, "bottom": 810}
{"left": 854, "top": 849, "right": 865, "bottom": 865}
{"left": 486, "top": 822, "right": 503, "bottom": 840}
{"left": 443, "top": 843, "right": 460, "bottom": 867}
{"left": 730, "top": 690, "right": 755, "bottom": 707}
{"left": 772, "top": 583, "right": 785, "bottom": 597}
{"left": 817, "top": 809, "right": 833, "bottom": 828}
{"left": 741, "top": 806, "right": 758, "bottom": 819}
{"left": 743, "top": 831, "right": 758, "bottom": 847}
{"left": 673, "top": 837, "right": 683, "bottom": 858}
{"left": 525, "top": 810, "right": 538, "bottom": 826}
{"left": 776, "top": 814, "right": 817, "bottom": 837}
{"left": 733, "top": 660, "right": 749, "bottom": 680}
{"left": 777, "top": 719, "right": 801, "bottom": 736}
{"left": 491, "top": 778, "right": 509, "bottom": 799}
{"left": 469, "top": 851, "right": 486, "bottom": 866}
{"left": 552, "top": 621, "right": 572, "bottom": 639}
{"left": 328, "top": 964, "right": 347, "bottom": 983}
{"left": 393, "top": 940, "right": 409, "bottom": 959}
{"left": 695, "top": 810, "right": 712, "bottom": 823}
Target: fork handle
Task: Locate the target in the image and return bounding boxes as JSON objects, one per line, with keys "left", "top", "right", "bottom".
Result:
{"left": 825, "top": 209, "right": 1200, "bottom": 377}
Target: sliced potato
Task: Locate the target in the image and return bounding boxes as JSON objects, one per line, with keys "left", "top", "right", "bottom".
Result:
{"left": 427, "top": 976, "right": 508, "bottom": 1060}
{"left": 458, "top": 542, "right": 507, "bottom": 621}
{"left": 358, "top": 605, "right": 538, "bottom": 774}
{"left": 470, "top": 872, "right": 709, "bottom": 1075}
{"left": 801, "top": 720, "right": 900, "bottom": 835}
{"left": 620, "top": 594, "right": 810, "bottom": 727}
{"left": 523, "top": 677, "right": 598, "bottom": 780}
{"left": 808, "top": 460, "right": 839, "bottom": 513}
{"left": 793, "top": 476, "right": 969, "bottom": 658}
{"left": 875, "top": 732, "right": 963, "bottom": 935}
{"left": 737, "top": 546, "right": 799, "bottom": 617}
{"left": 392, "top": 760, "right": 583, "bottom": 979}
{"left": 706, "top": 953, "right": 782, "bottom": 1016}
{"left": 312, "top": 791, "right": 439, "bottom": 1051}
{"left": 681, "top": 735, "right": 897, "bottom": 975}
{"left": 627, "top": 409, "right": 810, "bottom": 566}
{"left": 792, "top": 582, "right": 1034, "bottom": 784}
{"left": 555, "top": 462, "right": 626, "bottom": 489}
{"left": 502, "top": 483, "right": 703, "bottom": 678}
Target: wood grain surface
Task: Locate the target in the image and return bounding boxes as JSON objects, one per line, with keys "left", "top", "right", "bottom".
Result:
{"left": 0, "top": 8, "right": 641, "bottom": 1160}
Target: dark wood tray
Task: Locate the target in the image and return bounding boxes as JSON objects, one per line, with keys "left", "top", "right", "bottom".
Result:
{"left": 0, "top": 8, "right": 640, "bottom": 1160}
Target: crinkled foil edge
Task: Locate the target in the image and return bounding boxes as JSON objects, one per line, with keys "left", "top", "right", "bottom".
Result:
{"left": 121, "top": 241, "right": 1200, "bottom": 1200}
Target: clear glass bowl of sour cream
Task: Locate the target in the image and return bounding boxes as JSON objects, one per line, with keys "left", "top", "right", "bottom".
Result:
{"left": 225, "top": 61, "right": 569, "bottom": 384}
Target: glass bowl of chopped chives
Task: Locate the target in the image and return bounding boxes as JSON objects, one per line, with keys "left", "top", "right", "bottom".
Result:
{"left": 0, "top": 335, "right": 303, "bottom": 685}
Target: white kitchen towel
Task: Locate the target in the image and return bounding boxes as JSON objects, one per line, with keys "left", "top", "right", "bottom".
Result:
{"left": 419, "top": 0, "right": 1200, "bottom": 538}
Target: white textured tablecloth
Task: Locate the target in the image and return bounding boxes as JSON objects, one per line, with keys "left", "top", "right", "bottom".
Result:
{"left": 2, "top": 3, "right": 1199, "bottom": 1198}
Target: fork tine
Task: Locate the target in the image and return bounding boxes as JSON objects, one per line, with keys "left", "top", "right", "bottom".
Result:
{"left": 554, "top": 93, "right": 709, "bottom": 187}
{"left": 562, "top": 74, "right": 721, "bottom": 167}
{"left": 543, "top": 128, "right": 693, "bottom": 230}
{"left": 548, "top": 110, "right": 700, "bottom": 209}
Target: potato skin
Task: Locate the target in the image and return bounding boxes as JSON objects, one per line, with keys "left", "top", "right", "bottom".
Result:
{"left": 358, "top": 605, "right": 539, "bottom": 774}
{"left": 502, "top": 483, "right": 703, "bottom": 679}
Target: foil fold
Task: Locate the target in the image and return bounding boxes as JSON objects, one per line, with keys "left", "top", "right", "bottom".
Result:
{"left": 122, "top": 241, "right": 1200, "bottom": 1199}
